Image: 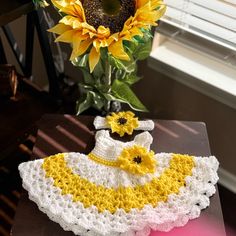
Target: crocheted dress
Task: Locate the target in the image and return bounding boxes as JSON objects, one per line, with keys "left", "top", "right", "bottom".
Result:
{"left": 19, "top": 130, "right": 219, "bottom": 236}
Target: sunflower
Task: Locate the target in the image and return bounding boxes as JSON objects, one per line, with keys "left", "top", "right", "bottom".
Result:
{"left": 106, "top": 111, "right": 138, "bottom": 136}
{"left": 117, "top": 145, "right": 156, "bottom": 175}
{"left": 48, "top": 0, "right": 166, "bottom": 72}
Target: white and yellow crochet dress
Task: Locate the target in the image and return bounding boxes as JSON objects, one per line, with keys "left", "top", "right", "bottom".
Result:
{"left": 19, "top": 130, "right": 219, "bottom": 236}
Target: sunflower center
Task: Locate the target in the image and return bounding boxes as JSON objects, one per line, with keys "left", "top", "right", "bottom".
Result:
{"left": 102, "top": 0, "right": 121, "bottom": 15}
{"left": 133, "top": 156, "right": 142, "bottom": 164}
{"left": 117, "top": 117, "right": 127, "bottom": 125}
{"left": 83, "top": 0, "right": 135, "bottom": 34}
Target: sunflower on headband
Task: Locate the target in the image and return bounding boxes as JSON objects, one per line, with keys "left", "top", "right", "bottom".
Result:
{"left": 48, "top": 0, "right": 166, "bottom": 72}
{"left": 106, "top": 111, "right": 139, "bottom": 136}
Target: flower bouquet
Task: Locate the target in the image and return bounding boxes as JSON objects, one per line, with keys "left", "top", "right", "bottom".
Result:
{"left": 33, "top": 0, "right": 166, "bottom": 114}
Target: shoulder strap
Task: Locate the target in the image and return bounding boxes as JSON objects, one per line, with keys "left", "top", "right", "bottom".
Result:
{"left": 134, "top": 131, "right": 153, "bottom": 150}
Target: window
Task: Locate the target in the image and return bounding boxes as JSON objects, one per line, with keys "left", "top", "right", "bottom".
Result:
{"left": 149, "top": 0, "right": 236, "bottom": 108}
{"left": 162, "top": 0, "right": 236, "bottom": 51}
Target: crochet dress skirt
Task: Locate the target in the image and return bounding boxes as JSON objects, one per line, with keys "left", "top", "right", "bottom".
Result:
{"left": 19, "top": 130, "right": 219, "bottom": 236}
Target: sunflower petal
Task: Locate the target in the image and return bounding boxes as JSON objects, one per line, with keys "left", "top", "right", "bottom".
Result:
{"left": 70, "top": 40, "right": 82, "bottom": 60}
{"left": 63, "top": 5, "right": 85, "bottom": 21}
{"left": 70, "top": 39, "right": 93, "bottom": 61}
{"left": 51, "top": 0, "right": 64, "bottom": 9}
{"left": 51, "top": 0, "right": 83, "bottom": 19}
{"left": 136, "top": 0, "right": 150, "bottom": 9}
{"left": 59, "top": 16, "right": 78, "bottom": 27}
{"left": 130, "top": 27, "right": 143, "bottom": 38}
{"left": 89, "top": 46, "right": 101, "bottom": 72}
{"left": 60, "top": 6, "right": 78, "bottom": 17}
{"left": 70, "top": 32, "right": 87, "bottom": 60}
{"left": 108, "top": 40, "right": 130, "bottom": 61}
{"left": 133, "top": 0, "right": 166, "bottom": 28}
{"left": 150, "top": 0, "right": 166, "bottom": 10}
{"left": 48, "top": 24, "right": 72, "bottom": 35}
{"left": 122, "top": 17, "right": 133, "bottom": 32}
{"left": 97, "top": 26, "right": 110, "bottom": 37}
{"left": 79, "top": 39, "right": 93, "bottom": 55}
{"left": 55, "top": 30, "right": 75, "bottom": 43}
{"left": 73, "top": 0, "right": 86, "bottom": 21}
{"left": 93, "top": 40, "right": 101, "bottom": 52}
{"left": 136, "top": 0, "right": 164, "bottom": 9}
{"left": 154, "top": 3, "right": 167, "bottom": 18}
{"left": 74, "top": 31, "right": 89, "bottom": 41}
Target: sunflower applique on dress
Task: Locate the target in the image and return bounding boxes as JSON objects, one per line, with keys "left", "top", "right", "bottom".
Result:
{"left": 19, "top": 129, "right": 219, "bottom": 236}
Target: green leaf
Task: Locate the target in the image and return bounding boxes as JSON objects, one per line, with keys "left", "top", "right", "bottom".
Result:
{"left": 133, "top": 39, "right": 152, "bottom": 60}
{"left": 123, "top": 74, "right": 141, "bottom": 85}
{"left": 78, "top": 83, "right": 93, "bottom": 92}
{"left": 107, "top": 55, "right": 123, "bottom": 69}
{"left": 95, "top": 82, "right": 110, "bottom": 94}
{"left": 101, "top": 92, "right": 125, "bottom": 102}
{"left": 76, "top": 92, "right": 93, "bottom": 115}
{"left": 93, "top": 59, "right": 104, "bottom": 79}
{"left": 90, "top": 91, "right": 105, "bottom": 110}
{"left": 123, "top": 40, "right": 138, "bottom": 54}
{"left": 101, "top": 92, "right": 116, "bottom": 101}
{"left": 108, "top": 55, "right": 136, "bottom": 73}
{"left": 140, "top": 28, "right": 153, "bottom": 38}
{"left": 76, "top": 90, "right": 106, "bottom": 114}
{"left": 115, "top": 69, "right": 126, "bottom": 80}
{"left": 111, "top": 79, "right": 148, "bottom": 112}
{"left": 123, "top": 29, "right": 153, "bottom": 61}
{"left": 72, "top": 54, "right": 89, "bottom": 68}
{"left": 80, "top": 68, "right": 94, "bottom": 85}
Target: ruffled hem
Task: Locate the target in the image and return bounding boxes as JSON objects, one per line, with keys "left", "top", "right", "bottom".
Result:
{"left": 19, "top": 153, "right": 219, "bottom": 236}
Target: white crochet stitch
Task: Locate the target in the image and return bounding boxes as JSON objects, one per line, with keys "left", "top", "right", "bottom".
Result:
{"left": 93, "top": 116, "right": 155, "bottom": 131}
{"left": 19, "top": 130, "right": 219, "bottom": 236}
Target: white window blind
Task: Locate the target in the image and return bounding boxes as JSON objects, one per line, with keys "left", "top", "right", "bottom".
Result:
{"left": 150, "top": 0, "right": 236, "bottom": 109}
{"left": 160, "top": 0, "right": 236, "bottom": 51}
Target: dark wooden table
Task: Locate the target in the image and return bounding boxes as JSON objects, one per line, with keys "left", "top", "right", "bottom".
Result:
{"left": 11, "top": 114, "right": 226, "bottom": 236}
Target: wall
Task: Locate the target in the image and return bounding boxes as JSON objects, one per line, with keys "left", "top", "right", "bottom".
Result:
{"left": 0, "top": 15, "right": 48, "bottom": 88}
{"left": 0, "top": 9, "right": 81, "bottom": 89}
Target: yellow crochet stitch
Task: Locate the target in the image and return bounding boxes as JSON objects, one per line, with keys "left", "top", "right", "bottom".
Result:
{"left": 88, "top": 153, "right": 120, "bottom": 167}
{"left": 42, "top": 153, "right": 194, "bottom": 213}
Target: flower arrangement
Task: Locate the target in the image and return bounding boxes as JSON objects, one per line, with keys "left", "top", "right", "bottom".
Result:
{"left": 33, "top": 0, "right": 166, "bottom": 114}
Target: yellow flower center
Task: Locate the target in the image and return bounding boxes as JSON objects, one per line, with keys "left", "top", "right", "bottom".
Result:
{"left": 83, "top": 0, "right": 135, "bottom": 33}
{"left": 117, "top": 117, "right": 127, "bottom": 125}
{"left": 133, "top": 156, "right": 142, "bottom": 164}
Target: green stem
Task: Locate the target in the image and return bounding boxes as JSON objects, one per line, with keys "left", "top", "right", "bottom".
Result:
{"left": 104, "top": 60, "right": 112, "bottom": 112}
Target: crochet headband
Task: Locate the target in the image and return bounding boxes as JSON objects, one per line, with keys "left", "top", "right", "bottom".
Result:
{"left": 93, "top": 111, "right": 154, "bottom": 137}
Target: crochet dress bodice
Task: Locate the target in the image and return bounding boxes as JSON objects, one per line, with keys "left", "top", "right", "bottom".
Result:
{"left": 90, "top": 130, "right": 153, "bottom": 162}
{"left": 19, "top": 130, "right": 219, "bottom": 236}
